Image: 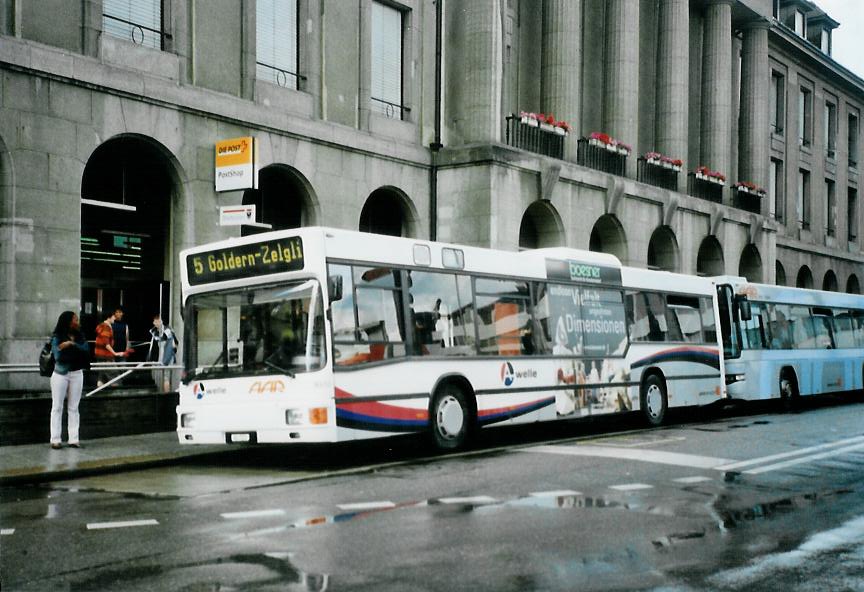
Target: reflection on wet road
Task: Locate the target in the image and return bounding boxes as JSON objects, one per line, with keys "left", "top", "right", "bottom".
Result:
{"left": 3, "top": 398, "right": 864, "bottom": 590}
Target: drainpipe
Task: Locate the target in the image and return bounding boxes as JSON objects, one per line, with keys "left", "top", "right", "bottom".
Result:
{"left": 429, "top": 0, "right": 444, "bottom": 241}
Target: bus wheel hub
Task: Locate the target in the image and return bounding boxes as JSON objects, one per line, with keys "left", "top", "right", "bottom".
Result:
{"left": 437, "top": 396, "right": 464, "bottom": 439}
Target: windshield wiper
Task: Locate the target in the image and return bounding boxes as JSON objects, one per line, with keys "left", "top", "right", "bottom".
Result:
{"left": 264, "top": 359, "right": 296, "bottom": 378}
{"left": 191, "top": 352, "right": 228, "bottom": 380}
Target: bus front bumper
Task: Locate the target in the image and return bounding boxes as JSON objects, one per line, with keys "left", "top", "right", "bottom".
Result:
{"left": 176, "top": 403, "right": 337, "bottom": 444}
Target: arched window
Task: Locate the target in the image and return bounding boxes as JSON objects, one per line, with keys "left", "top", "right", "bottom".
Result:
{"left": 519, "top": 202, "right": 564, "bottom": 250}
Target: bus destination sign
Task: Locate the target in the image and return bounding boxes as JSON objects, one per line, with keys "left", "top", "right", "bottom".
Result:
{"left": 187, "top": 236, "right": 304, "bottom": 285}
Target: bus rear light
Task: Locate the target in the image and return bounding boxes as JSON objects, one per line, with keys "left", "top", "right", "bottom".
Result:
{"left": 310, "top": 407, "right": 328, "bottom": 425}
{"left": 285, "top": 409, "right": 303, "bottom": 425}
{"left": 181, "top": 413, "right": 196, "bottom": 428}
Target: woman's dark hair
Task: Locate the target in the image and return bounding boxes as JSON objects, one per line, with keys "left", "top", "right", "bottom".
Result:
{"left": 52, "top": 311, "right": 78, "bottom": 337}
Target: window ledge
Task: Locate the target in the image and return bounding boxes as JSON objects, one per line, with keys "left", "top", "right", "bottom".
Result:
{"left": 369, "top": 112, "right": 416, "bottom": 144}
{"left": 254, "top": 80, "right": 313, "bottom": 118}
{"left": 101, "top": 35, "right": 179, "bottom": 81}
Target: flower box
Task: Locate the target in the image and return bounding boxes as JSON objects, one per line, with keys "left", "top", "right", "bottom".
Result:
{"left": 517, "top": 111, "right": 570, "bottom": 135}
{"left": 734, "top": 181, "right": 766, "bottom": 198}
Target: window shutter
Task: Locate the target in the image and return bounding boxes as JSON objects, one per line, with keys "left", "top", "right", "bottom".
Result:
{"left": 103, "top": 0, "right": 162, "bottom": 49}
{"left": 371, "top": 2, "right": 403, "bottom": 118}
{"left": 257, "top": 0, "right": 299, "bottom": 89}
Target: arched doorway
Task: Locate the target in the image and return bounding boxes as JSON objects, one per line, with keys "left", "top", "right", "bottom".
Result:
{"left": 589, "top": 214, "right": 628, "bottom": 263}
{"left": 775, "top": 260, "right": 786, "bottom": 286}
{"left": 848, "top": 274, "right": 861, "bottom": 294}
{"left": 241, "top": 164, "right": 317, "bottom": 237}
{"left": 796, "top": 265, "right": 814, "bottom": 289}
{"left": 822, "top": 270, "right": 838, "bottom": 292}
{"left": 738, "top": 244, "right": 763, "bottom": 282}
{"left": 80, "top": 135, "right": 182, "bottom": 367}
{"left": 519, "top": 202, "right": 564, "bottom": 250}
{"left": 359, "top": 186, "right": 418, "bottom": 237}
{"left": 696, "top": 236, "right": 724, "bottom": 276}
{"left": 646, "top": 226, "right": 678, "bottom": 272}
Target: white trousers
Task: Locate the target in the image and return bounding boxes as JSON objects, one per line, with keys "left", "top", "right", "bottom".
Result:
{"left": 50, "top": 370, "right": 83, "bottom": 444}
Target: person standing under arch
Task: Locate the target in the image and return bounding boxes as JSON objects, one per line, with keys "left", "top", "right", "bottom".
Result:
{"left": 49, "top": 311, "right": 90, "bottom": 449}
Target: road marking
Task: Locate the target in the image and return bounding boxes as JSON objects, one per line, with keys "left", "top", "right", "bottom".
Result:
{"left": 744, "top": 442, "right": 864, "bottom": 475}
{"left": 715, "top": 435, "right": 864, "bottom": 471}
{"left": 86, "top": 519, "right": 159, "bottom": 530}
{"left": 221, "top": 509, "right": 287, "bottom": 520}
{"left": 1, "top": 529, "right": 14, "bottom": 535}
{"left": 524, "top": 445, "right": 732, "bottom": 469}
{"left": 673, "top": 476, "right": 713, "bottom": 484}
{"left": 438, "top": 496, "right": 497, "bottom": 505}
{"left": 336, "top": 501, "right": 396, "bottom": 511}
{"left": 609, "top": 483, "right": 653, "bottom": 492}
{"left": 529, "top": 490, "right": 582, "bottom": 497}
{"left": 708, "top": 514, "right": 864, "bottom": 588}
{"left": 614, "top": 437, "right": 688, "bottom": 448}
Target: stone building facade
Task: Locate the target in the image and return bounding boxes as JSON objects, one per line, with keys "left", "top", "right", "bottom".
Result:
{"left": 0, "top": 0, "right": 861, "bottom": 389}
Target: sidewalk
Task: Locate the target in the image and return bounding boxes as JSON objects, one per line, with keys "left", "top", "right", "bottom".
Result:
{"left": 0, "top": 432, "right": 227, "bottom": 486}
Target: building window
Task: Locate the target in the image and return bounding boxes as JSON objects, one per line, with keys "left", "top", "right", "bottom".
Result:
{"left": 794, "top": 10, "right": 806, "bottom": 37}
{"left": 103, "top": 0, "right": 163, "bottom": 49}
{"left": 371, "top": 1, "right": 405, "bottom": 120}
{"left": 826, "top": 179, "right": 836, "bottom": 236}
{"left": 798, "top": 86, "right": 812, "bottom": 147}
{"left": 256, "top": 0, "right": 299, "bottom": 90}
{"left": 821, "top": 29, "right": 831, "bottom": 55}
{"left": 770, "top": 158, "right": 784, "bottom": 221}
{"left": 850, "top": 187, "right": 859, "bottom": 242}
{"left": 798, "top": 169, "right": 810, "bottom": 229}
{"left": 850, "top": 110, "right": 860, "bottom": 168}
{"left": 825, "top": 99, "right": 837, "bottom": 158}
{"left": 771, "top": 71, "right": 785, "bottom": 135}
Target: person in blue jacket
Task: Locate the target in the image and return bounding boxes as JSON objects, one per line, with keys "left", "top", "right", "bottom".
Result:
{"left": 49, "top": 311, "right": 90, "bottom": 449}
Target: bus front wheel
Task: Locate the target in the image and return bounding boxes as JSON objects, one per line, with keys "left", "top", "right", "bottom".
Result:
{"left": 430, "top": 384, "right": 472, "bottom": 450}
{"left": 641, "top": 374, "right": 668, "bottom": 427}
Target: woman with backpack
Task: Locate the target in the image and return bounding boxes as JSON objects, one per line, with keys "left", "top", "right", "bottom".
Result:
{"left": 49, "top": 311, "right": 90, "bottom": 449}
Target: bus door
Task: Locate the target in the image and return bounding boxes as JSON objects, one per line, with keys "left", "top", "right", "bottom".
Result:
{"left": 716, "top": 284, "right": 741, "bottom": 360}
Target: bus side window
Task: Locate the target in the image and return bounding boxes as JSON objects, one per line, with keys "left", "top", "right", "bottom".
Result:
{"left": 407, "top": 270, "right": 475, "bottom": 356}
{"left": 854, "top": 311, "right": 864, "bottom": 347}
{"left": 769, "top": 304, "right": 794, "bottom": 349}
{"left": 740, "top": 302, "right": 767, "bottom": 350}
{"left": 811, "top": 308, "right": 834, "bottom": 349}
{"left": 700, "top": 297, "right": 717, "bottom": 343}
{"left": 832, "top": 310, "right": 857, "bottom": 349}
{"left": 475, "top": 278, "right": 532, "bottom": 356}
{"left": 666, "top": 295, "right": 702, "bottom": 343}
{"left": 626, "top": 291, "right": 666, "bottom": 342}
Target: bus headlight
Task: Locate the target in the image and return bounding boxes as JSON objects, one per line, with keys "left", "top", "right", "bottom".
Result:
{"left": 181, "top": 413, "right": 196, "bottom": 428}
{"left": 286, "top": 409, "right": 304, "bottom": 425}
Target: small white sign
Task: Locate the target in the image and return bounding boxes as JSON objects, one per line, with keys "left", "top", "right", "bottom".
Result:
{"left": 220, "top": 205, "right": 256, "bottom": 226}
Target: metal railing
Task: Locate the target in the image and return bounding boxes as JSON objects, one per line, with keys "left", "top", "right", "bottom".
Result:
{"left": 371, "top": 97, "right": 408, "bottom": 120}
{"left": 576, "top": 139, "right": 626, "bottom": 176}
{"left": 731, "top": 187, "right": 763, "bottom": 214}
{"left": 0, "top": 362, "right": 182, "bottom": 397}
{"left": 687, "top": 173, "right": 724, "bottom": 203}
{"left": 505, "top": 116, "right": 566, "bottom": 160}
{"left": 102, "top": 13, "right": 167, "bottom": 50}
{"left": 256, "top": 62, "right": 305, "bottom": 89}
{"left": 637, "top": 158, "right": 679, "bottom": 191}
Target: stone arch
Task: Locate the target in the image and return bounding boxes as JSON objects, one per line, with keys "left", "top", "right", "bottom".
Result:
{"left": 796, "top": 265, "right": 814, "bottom": 289}
{"left": 696, "top": 236, "right": 724, "bottom": 276}
{"left": 738, "top": 244, "right": 763, "bottom": 282}
{"left": 775, "top": 260, "right": 786, "bottom": 286}
{"left": 589, "top": 214, "right": 628, "bottom": 263}
{"left": 822, "top": 269, "right": 838, "bottom": 292}
{"left": 242, "top": 164, "right": 319, "bottom": 237}
{"left": 359, "top": 186, "right": 419, "bottom": 237}
{"left": 519, "top": 201, "right": 565, "bottom": 250}
{"left": 80, "top": 133, "right": 186, "bottom": 345}
{"left": 646, "top": 226, "right": 679, "bottom": 272}
{"left": 847, "top": 274, "right": 861, "bottom": 294}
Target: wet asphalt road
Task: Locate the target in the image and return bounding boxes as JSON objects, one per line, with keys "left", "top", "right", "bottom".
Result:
{"left": 3, "top": 397, "right": 864, "bottom": 591}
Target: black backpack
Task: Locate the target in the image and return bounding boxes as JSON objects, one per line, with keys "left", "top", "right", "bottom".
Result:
{"left": 38, "top": 340, "right": 55, "bottom": 377}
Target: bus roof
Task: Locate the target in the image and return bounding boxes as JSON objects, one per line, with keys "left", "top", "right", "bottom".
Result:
{"left": 715, "top": 276, "right": 864, "bottom": 309}
{"left": 621, "top": 266, "right": 716, "bottom": 296}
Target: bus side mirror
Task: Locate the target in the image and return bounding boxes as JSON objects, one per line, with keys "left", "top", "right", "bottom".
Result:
{"left": 737, "top": 297, "right": 752, "bottom": 321}
{"left": 328, "top": 275, "right": 343, "bottom": 303}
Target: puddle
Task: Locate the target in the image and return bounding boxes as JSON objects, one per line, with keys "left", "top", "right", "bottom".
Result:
{"left": 713, "top": 488, "right": 854, "bottom": 530}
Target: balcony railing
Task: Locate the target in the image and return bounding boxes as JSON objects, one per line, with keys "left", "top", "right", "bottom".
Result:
{"left": 256, "top": 62, "right": 304, "bottom": 90}
{"left": 505, "top": 115, "right": 566, "bottom": 160}
{"left": 371, "top": 97, "right": 409, "bottom": 120}
{"left": 577, "top": 138, "right": 626, "bottom": 176}
{"left": 687, "top": 173, "right": 724, "bottom": 203}
{"left": 102, "top": 13, "right": 167, "bottom": 50}
{"left": 637, "top": 158, "right": 679, "bottom": 191}
{"left": 731, "top": 187, "right": 763, "bottom": 214}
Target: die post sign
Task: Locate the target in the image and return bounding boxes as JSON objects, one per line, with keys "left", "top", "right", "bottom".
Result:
{"left": 215, "top": 137, "right": 258, "bottom": 192}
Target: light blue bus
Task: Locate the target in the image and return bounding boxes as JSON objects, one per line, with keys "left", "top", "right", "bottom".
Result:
{"left": 714, "top": 277, "right": 864, "bottom": 406}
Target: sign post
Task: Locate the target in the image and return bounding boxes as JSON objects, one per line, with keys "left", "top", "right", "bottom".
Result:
{"left": 215, "top": 137, "right": 257, "bottom": 192}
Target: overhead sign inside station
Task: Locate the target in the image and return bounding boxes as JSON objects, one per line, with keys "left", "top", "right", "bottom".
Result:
{"left": 219, "top": 205, "right": 256, "bottom": 226}
{"left": 215, "top": 136, "right": 258, "bottom": 192}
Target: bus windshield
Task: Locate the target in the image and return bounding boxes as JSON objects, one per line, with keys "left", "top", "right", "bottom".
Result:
{"left": 185, "top": 279, "right": 326, "bottom": 380}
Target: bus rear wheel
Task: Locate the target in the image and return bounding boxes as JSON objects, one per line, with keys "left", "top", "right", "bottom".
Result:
{"left": 430, "top": 384, "right": 472, "bottom": 450}
{"left": 640, "top": 373, "right": 668, "bottom": 427}
{"left": 780, "top": 371, "right": 800, "bottom": 412}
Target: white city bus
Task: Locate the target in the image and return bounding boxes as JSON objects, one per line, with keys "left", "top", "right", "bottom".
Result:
{"left": 176, "top": 227, "right": 726, "bottom": 448}
{"left": 714, "top": 277, "right": 864, "bottom": 404}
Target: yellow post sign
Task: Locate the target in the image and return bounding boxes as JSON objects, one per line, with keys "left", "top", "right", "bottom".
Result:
{"left": 215, "top": 137, "right": 257, "bottom": 192}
